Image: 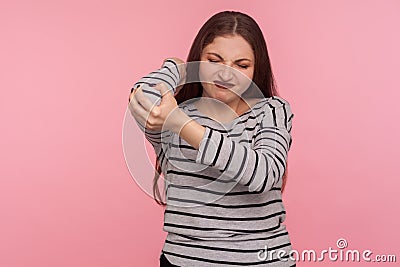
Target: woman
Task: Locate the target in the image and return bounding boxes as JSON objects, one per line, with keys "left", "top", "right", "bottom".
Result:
{"left": 129, "top": 11, "right": 296, "bottom": 267}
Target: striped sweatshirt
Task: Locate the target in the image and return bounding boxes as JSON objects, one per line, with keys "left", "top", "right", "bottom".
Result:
{"left": 131, "top": 62, "right": 296, "bottom": 266}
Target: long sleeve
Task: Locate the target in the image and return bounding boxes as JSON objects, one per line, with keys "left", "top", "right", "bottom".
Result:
{"left": 130, "top": 59, "right": 181, "bottom": 106}
{"left": 194, "top": 97, "right": 294, "bottom": 193}
{"left": 129, "top": 59, "right": 180, "bottom": 157}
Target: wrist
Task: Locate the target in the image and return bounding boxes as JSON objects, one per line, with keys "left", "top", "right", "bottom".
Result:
{"left": 167, "top": 108, "right": 192, "bottom": 134}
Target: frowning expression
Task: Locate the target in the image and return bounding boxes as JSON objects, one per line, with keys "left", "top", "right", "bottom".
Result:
{"left": 199, "top": 34, "right": 255, "bottom": 105}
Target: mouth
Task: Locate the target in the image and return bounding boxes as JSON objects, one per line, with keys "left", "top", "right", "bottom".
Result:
{"left": 213, "top": 80, "right": 235, "bottom": 89}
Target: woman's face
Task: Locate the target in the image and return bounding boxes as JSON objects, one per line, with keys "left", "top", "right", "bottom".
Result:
{"left": 199, "top": 34, "right": 255, "bottom": 106}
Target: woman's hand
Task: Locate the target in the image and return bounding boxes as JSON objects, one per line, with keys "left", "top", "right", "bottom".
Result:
{"left": 128, "top": 82, "right": 190, "bottom": 133}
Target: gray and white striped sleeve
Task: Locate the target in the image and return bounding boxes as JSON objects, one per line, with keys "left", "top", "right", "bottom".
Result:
{"left": 129, "top": 59, "right": 180, "bottom": 153}
{"left": 130, "top": 59, "right": 181, "bottom": 106}
{"left": 195, "top": 98, "right": 294, "bottom": 193}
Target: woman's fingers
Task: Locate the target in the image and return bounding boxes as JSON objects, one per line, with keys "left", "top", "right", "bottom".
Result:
{"left": 128, "top": 88, "right": 163, "bottom": 130}
{"left": 155, "top": 82, "right": 173, "bottom": 102}
{"left": 134, "top": 85, "right": 158, "bottom": 112}
{"left": 128, "top": 93, "right": 147, "bottom": 125}
{"left": 129, "top": 85, "right": 141, "bottom": 103}
{"left": 129, "top": 82, "right": 179, "bottom": 131}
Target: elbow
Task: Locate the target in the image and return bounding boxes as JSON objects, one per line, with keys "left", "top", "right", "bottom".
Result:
{"left": 247, "top": 156, "right": 287, "bottom": 193}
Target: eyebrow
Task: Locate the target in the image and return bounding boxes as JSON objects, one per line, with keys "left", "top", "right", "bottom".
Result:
{"left": 206, "top": 52, "right": 253, "bottom": 63}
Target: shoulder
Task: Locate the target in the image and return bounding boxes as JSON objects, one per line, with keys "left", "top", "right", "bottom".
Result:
{"left": 263, "top": 96, "right": 293, "bottom": 117}
{"left": 265, "top": 96, "right": 292, "bottom": 109}
{"left": 245, "top": 96, "right": 291, "bottom": 113}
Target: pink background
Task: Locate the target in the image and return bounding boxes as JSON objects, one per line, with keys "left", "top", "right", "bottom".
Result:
{"left": 1, "top": 0, "right": 399, "bottom": 266}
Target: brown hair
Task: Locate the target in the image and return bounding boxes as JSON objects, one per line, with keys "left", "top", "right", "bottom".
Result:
{"left": 153, "top": 11, "right": 289, "bottom": 206}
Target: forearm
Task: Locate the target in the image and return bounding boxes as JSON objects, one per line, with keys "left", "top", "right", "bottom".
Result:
{"left": 191, "top": 100, "right": 294, "bottom": 193}
{"left": 179, "top": 120, "right": 206, "bottom": 150}
{"left": 194, "top": 126, "right": 288, "bottom": 192}
{"left": 169, "top": 109, "right": 206, "bottom": 150}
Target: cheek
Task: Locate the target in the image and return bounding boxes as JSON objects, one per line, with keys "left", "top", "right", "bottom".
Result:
{"left": 199, "top": 62, "right": 218, "bottom": 83}
{"left": 238, "top": 69, "right": 254, "bottom": 87}
{"left": 198, "top": 71, "right": 213, "bottom": 93}
{"left": 243, "top": 68, "right": 254, "bottom": 80}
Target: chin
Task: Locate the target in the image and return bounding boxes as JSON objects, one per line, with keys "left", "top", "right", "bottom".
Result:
{"left": 203, "top": 85, "right": 240, "bottom": 101}
{"left": 209, "top": 94, "right": 241, "bottom": 107}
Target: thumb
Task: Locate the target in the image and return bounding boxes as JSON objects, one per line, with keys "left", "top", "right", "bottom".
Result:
{"left": 155, "top": 82, "right": 172, "bottom": 99}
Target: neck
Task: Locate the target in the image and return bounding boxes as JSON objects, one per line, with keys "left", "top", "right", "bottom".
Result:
{"left": 194, "top": 97, "right": 242, "bottom": 123}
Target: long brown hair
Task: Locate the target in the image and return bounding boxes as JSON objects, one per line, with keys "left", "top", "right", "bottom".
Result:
{"left": 153, "top": 11, "right": 289, "bottom": 206}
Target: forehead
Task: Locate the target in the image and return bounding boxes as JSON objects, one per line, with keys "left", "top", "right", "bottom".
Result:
{"left": 202, "top": 35, "right": 254, "bottom": 60}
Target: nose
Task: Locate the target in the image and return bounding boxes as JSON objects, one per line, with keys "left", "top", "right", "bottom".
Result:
{"left": 217, "top": 63, "right": 234, "bottom": 81}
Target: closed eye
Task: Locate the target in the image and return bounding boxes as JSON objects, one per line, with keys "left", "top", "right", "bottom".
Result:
{"left": 208, "top": 59, "right": 249, "bottom": 69}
